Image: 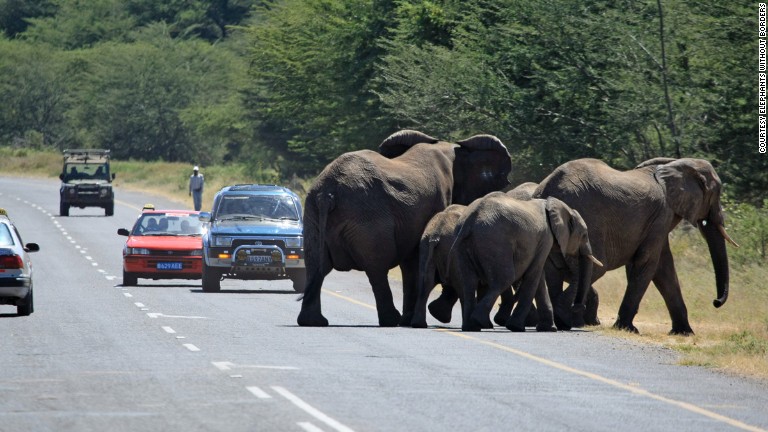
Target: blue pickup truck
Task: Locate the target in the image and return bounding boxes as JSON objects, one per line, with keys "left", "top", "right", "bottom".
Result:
{"left": 199, "top": 184, "right": 305, "bottom": 292}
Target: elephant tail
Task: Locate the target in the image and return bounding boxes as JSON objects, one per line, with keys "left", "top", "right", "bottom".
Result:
{"left": 316, "top": 191, "right": 335, "bottom": 269}
{"left": 446, "top": 213, "right": 475, "bottom": 276}
{"left": 418, "top": 234, "right": 439, "bottom": 300}
{"left": 299, "top": 190, "right": 335, "bottom": 303}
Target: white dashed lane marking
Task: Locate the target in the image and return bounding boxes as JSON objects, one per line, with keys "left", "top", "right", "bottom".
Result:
{"left": 246, "top": 386, "right": 272, "bottom": 399}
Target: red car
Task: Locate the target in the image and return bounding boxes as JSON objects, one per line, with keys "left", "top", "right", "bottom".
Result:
{"left": 117, "top": 206, "right": 204, "bottom": 286}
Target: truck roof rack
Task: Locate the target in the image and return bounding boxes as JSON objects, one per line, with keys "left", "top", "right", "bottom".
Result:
{"left": 62, "top": 149, "right": 110, "bottom": 163}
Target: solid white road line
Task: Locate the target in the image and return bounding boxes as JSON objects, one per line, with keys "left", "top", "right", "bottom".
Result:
{"left": 298, "top": 422, "right": 325, "bottom": 432}
{"left": 271, "top": 386, "right": 354, "bottom": 432}
{"left": 246, "top": 386, "right": 272, "bottom": 399}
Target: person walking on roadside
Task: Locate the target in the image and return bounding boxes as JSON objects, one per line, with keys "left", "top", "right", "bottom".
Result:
{"left": 189, "top": 165, "right": 204, "bottom": 211}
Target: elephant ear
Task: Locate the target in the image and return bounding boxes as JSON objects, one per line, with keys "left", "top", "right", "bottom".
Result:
{"left": 656, "top": 159, "right": 713, "bottom": 225}
{"left": 378, "top": 130, "right": 439, "bottom": 158}
{"left": 456, "top": 134, "right": 509, "bottom": 154}
{"left": 545, "top": 197, "right": 574, "bottom": 257}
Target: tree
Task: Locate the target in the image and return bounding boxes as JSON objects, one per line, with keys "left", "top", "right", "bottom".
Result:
{"left": 243, "top": 0, "right": 398, "bottom": 176}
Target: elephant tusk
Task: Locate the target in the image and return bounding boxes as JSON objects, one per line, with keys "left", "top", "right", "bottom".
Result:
{"left": 587, "top": 254, "right": 604, "bottom": 268}
{"left": 718, "top": 225, "right": 740, "bottom": 248}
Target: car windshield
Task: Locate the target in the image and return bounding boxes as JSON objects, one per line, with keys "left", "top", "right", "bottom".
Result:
{"left": 63, "top": 163, "right": 110, "bottom": 181}
{"left": 132, "top": 213, "right": 204, "bottom": 236}
{"left": 216, "top": 195, "right": 299, "bottom": 221}
{"left": 0, "top": 223, "right": 14, "bottom": 246}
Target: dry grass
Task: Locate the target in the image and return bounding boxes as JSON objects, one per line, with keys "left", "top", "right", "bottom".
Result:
{"left": 592, "top": 229, "right": 768, "bottom": 382}
{"left": 2, "top": 148, "right": 766, "bottom": 380}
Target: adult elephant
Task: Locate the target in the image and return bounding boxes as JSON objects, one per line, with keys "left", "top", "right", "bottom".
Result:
{"left": 451, "top": 193, "right": 601, "bottom": 332}
{"left": 297, "top": 130, "right": 512, "bottom": 327}
{"left": 534, "top": 157, "right": 738, "bottom": 335}
{"left": 412, "top": 181, "right": 539, "bottom": 328}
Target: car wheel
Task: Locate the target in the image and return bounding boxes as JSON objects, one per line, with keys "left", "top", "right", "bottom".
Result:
{"left": 60, "top": 202, "right": 69, "bottom": 217}
{"left": 287, "top": 269, "right": 306, "bottom": 293}
{"left": 105, "top": 203, "right": 114, "bottom": 216}
{"left": 123, "top": 270, "right": 138, "bottom": 286}
{"left": 202, "top": 265, "right": 221, "bottom": 292}
{"left": 17, "top": 287, "right": 33, "bottom": 316}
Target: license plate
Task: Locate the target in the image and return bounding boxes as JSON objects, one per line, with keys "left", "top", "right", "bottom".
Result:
{"left": 157, "top": 262, "right": 183, "bottom": 270}
{"left": 246, "top": 255, "right": 272, "bottom": 264}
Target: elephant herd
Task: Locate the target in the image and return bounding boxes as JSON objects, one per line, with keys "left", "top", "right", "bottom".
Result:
{"left": 297, "top": 130, "right": 739, "bottom": 335}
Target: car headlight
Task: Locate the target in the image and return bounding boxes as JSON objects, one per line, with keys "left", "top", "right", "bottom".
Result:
{"left": 284, "top": 237, "right": 302, "bottom": 248}
{"left": 189, "top": 249, "right": 203, "bottom": 256}
{"left": 99, "top": 187, "right": 110, "bottom": 197}
{"left": 213, "top": 236, "right": 233, "bottom": 247}
{"left": 126, "top": 247, "right": 151, "bottom": 255}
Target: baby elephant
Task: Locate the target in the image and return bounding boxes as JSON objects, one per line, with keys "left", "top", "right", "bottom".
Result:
{"left": 412, "top": 204, "right": 516, "bottom": 328}
{"left": 452, "top": 193, "right": 602, "bottom": 332}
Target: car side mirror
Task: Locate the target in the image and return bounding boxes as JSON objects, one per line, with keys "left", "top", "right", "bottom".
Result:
{"left": 25, "top": 243, "right": 40, "bottom": 252}
{"left": 112, "top": 173, "right": 116, "bottom": 180}
{"left": 117, "top": 228, "right": 130, "bottom": 236}
{"left": 199, "top": 212, "right": 211, "bottom": 223}
{"left": 59, "top": 174, "right": 64, "bottom": 181}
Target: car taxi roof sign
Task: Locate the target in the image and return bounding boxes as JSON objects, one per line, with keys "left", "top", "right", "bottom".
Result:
{"left": 142, "top": 204, "right": 155, "bottom": 211}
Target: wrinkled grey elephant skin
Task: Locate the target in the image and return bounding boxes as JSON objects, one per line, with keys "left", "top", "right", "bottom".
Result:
{"left": 297, "top": 130, "right": 512, "bottom": 327}
{"left": 412, "top": 182, "right": 540, "bottom": 328}
{"left": 534, "top": 157, "right": 737, "bottom": 335}
{"left": 450, "top": 193, "right": 599, "bottom": 332}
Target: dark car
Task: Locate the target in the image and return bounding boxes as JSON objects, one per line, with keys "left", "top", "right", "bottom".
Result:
{"left": 59, "top": 149, "right": 115, "bottom": 216}
{"left": 199, "top": 184, "right": 305, "bottom": 292}
{"left": 0, "top": 208, "right": 40, "bottom": 316}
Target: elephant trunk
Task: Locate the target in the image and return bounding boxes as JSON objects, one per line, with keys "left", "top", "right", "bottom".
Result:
{"left": 700, "top": 219, "right": 730, "bottom": 308}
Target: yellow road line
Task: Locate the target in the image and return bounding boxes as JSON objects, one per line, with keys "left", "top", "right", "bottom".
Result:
{"left": 441, "top": 330, "right": 766, "bottom": 432}
{"left": 324, "top": 291, "right": 765, "bottom": 432}
{"left": 323, "top": 289, "right": 376, "bottom": 310}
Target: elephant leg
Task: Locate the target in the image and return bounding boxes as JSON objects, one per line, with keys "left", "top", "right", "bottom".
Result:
{"left": 506, "top": 268, "right": 543, "bottom": 332}
{"left": 653, "top": 241, "right": 693, "bottom": 335}
{"left": 365, "top": 269, "right": 401, "bottom": 327}
{"left": 614, "top": 254, "right": 658, "bottom": 333}
{"left": 533, "top": 277, "right": 556, "bottom": 332}
{"left": 583, "top": 287, "right": 600, "bottom": 326}
{"left": 428, "top": 287, "right": 458, "bottom": 324}
{"left": 544, "top": 265, "right": 569, "bottom": 330}
{"left": 493, "top": 287, "right": 515, "bottom": 326}
{"left": 471, "top": 283, "right": 500, "bottom": 330}
{"left": 459, "top": 260, "right": 482, "bottom": 332}
{"left": 297, "top": 263, "right": 332, "bottom": 327}
{"left": 399, "top": 256, "right": 420, "bottom": 326}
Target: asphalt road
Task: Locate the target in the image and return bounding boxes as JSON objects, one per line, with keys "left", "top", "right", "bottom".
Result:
{"left": 1, "top": 176, "right": 767, "bottom": 432}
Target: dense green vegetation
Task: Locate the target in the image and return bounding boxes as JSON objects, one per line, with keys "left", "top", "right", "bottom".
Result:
{"left": 0, "top": 1, "right": 761, "bottom": 199}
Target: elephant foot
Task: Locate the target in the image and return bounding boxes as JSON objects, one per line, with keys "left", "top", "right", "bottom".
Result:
{"left": 462, "top": 323, "right": 482, "bottom": 332}
{"left": 428, "top": 298, "right": 454, "bottom": 323}
{"left": 524, "top": 306, "right": 539, "bottom": 327}
{"left": 612, "top": 320, "right": 640, "bottom": 334}
{"left": 554, "top": 314, "right": 572, "bottom": 331}
{"left": 398, "top": 312, "right": 414, "bottom": 327}
{"left": 297, "top": 309, "right": 329, "bottom": 327}
{"left": 669, "top": 326, "right": 694, "bottom": 336}
{"left": 584, "top": 316, "right": 601, "bottom": 326}
{"left": 536, "top": 323, "right": 557, "bottom": 332}
{"left": 378, "top": 310, "right": 402, "bottom": 327}
{"left": 505, "top": 322, "right": 526, "bottom": 332}
{"left": 571, "top": 304, "right": 586, "bottom": 328}
{"left": 410, "top": 313, "right": 428, "bottom": 328}
{"left": 493, "top": 311, "right": 508, "bottom": 327}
